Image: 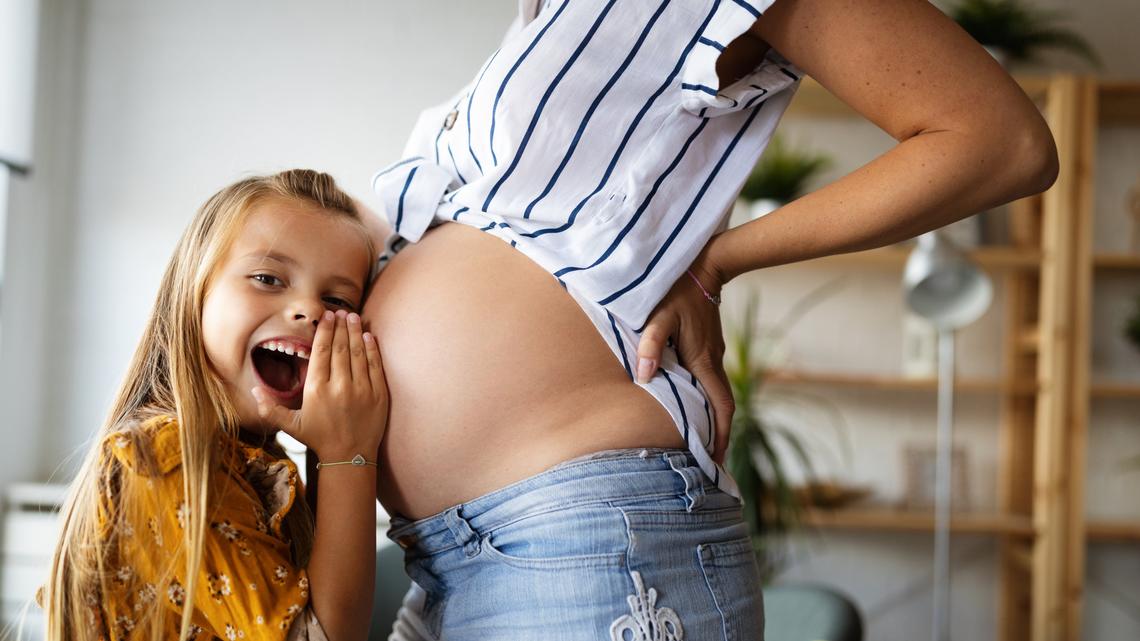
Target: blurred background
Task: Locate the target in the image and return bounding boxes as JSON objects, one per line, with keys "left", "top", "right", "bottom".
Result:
{"left": 1, "top": 1, "right": 1138, "bottom": 640}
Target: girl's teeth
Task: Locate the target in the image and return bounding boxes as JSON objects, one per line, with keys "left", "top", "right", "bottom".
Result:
{"left": 258, "top": 341, "right": 308, "bottom": 359}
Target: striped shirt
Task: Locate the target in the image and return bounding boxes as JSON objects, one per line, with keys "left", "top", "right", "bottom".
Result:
{"left": 371, "top": 0, "right": 802, "bottom": 498}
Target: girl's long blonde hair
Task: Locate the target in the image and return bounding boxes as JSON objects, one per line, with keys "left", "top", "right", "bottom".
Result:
{"left": 41, "top": 169, "right": 374, "bottom": 641}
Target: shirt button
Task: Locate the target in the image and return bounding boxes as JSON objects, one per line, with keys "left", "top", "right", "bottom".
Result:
{"left": 443, "top": 110, "right": 458, "bottom": 130}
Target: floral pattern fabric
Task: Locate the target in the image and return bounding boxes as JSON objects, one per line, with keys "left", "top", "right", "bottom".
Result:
{"left": 92, "top": 415, "right": 318, "bottom": 640}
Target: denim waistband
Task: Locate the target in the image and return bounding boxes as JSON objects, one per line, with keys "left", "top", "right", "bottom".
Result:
{"left": 386, "top": 448, "right": 714, "bottom": 556}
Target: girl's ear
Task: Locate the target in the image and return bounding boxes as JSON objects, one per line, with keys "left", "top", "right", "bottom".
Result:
{"left": 354, "top": 198, "right": 393, "bottom": 248}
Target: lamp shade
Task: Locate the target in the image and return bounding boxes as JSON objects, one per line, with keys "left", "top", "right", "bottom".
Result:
{"left": 903, "top": 231, "right": 993, "bottom": 330}
{"left": 0, "top": 0, "right": 39, "bottom": 169}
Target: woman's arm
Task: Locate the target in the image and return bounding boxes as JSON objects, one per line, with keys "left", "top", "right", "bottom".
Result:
{"left": 711, "top": 0, "right": 1058, "bottom": 280}
{"left": 635, "top": 0, "right": 1058, "bottom": 463}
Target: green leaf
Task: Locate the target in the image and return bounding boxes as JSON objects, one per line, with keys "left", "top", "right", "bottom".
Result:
{"left": 739, "top": 135, "right": 832, "bottom": 202}
{"left": 948, "top": 0, "right": 1101, "bottom": 68}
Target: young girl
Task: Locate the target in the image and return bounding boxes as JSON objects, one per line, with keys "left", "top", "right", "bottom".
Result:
{"left": 39, "top": 169, "right": 389, "bottom": 641}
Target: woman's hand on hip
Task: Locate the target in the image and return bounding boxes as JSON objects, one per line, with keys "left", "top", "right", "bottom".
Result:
{"left": 635, "top": 247, "right": 734, "bottom": 464}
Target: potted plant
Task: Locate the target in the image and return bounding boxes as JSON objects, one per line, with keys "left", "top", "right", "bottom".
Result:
{"left": 724, "top": 276, "right": 855, "bottom": 581}
{"left": 738, "top": 134, "right": 832, "bottom": 222}
{"left": 948, "top": 0, "right": 1102, "bottom": 70}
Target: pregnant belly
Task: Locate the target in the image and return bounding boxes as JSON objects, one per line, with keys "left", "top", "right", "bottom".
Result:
{"left": 362, "top": 222, "right": 683, "bottom": 520}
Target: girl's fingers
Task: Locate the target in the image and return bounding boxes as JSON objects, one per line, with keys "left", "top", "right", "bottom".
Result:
{"left": 346, "top": 312, "right": 368, "bottom": 383}
{"left": 330, "top": 310, "right": 351, "bottom": 381}
{"left": 308, "top": 310, "right": 335, "bottom": 383}
{"left": 363, "top": 331, "right": 385, "bottom": 395}
{"left": 252, "top": 387, "right": 303, "bottom": 440}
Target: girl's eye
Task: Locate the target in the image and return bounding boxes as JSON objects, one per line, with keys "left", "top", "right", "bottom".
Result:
{"left": 324, "top": 297, "right": 356, "bottom": 311}
{"left": 251, "top": 274, "right": 283, "bottom": 287}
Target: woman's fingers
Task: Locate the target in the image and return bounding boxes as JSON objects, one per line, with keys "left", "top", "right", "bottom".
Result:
{"left": 363, "top": 331, "right": 385, "bottom": 396}
{"left": 346, "top": 312, "right": 368, "bottom": 383}
{"left": 707, "top": 362, "right": 736, "bottom": 465}
{"left": 635, "top": 312, "right": 675, "bottom": 384}
{"left": 330, "top": 310, "right": 351, "bottom": 381}
{"left": 308, "top": 310, "right": 335, "bottom": 384}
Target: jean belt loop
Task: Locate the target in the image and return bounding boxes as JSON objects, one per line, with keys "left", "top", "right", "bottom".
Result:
{"left": 665, "top": 452, "right": 706, "bottom": 512}
{"left": 443, "top": 507, "right": 481, "bottom": 558}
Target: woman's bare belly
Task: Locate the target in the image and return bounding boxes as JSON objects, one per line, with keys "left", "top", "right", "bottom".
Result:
{"left": 363, "top": 222, "right": 685, "bottom": 520}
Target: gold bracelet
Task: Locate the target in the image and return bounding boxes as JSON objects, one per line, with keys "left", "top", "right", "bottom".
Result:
{"left": 315, "top": 454, "right": 378, "bottom": 470}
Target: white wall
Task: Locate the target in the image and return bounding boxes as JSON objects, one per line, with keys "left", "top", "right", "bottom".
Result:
{"left": 2, "top": 1, "right": 1138, "bottom": 639}
{"left": 8, "top": 0, "right": 517, "bottom": 478}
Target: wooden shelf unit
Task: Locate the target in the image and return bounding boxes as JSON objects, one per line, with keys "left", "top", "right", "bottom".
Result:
{"left": 802, "top": 510, "right": 1140, "bottom": 542}
{"left": 764, "top": 368, "right": 1040, "bottom": 395}
{"left": 763, "top": 369, "right": 1140, "bottom": 399}
{"left": 777, "top": 75, "right": 1140, "bottom": 641}
{"left": 1092, "top": 252, "right": 1140, "bottom": 270}
{"left": 1084, "top": 520, "right": 1140, "bottom": 542}
{"left": 1088, "top": 380, "right": 1140, "bottom": 399}
{"left": 803, "top": 508, "right": 1036, "bottom": 537}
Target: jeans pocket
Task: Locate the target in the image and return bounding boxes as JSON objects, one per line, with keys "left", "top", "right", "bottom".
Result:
{"left": 478, "top": 534, "right": 626, "bottom": 569}
{"left": 476, "top": 504, "right": 629, "bottom": 570}
{"left": 697, "top": 537, "right": 765, "bottom": 641}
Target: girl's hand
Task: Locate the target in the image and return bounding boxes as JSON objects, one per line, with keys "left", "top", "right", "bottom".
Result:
{"left": 253, "top": 309, "right": 389, "bottom": 462}
{"left": 635, "top": 248, "right": 734, "bottom": 465}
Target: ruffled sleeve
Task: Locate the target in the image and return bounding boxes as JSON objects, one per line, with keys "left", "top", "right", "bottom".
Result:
{"left": 680, "top": 0, "right": 803, "bottom": 117}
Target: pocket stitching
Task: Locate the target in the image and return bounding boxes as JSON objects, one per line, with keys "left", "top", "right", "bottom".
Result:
{"left": 478, "top": 534, "right": 626, "bottom": 570}
{"left": 697, "top": 537, "right": 764, "bottom": 641}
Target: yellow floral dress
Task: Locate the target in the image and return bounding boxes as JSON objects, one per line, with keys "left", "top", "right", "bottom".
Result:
{"left": 91, "top": 414, "right": 324, "bottom": 640}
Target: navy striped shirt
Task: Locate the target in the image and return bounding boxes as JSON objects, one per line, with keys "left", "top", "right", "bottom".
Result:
{"left": 371, "top": 0, "right": 802, "bottom": 498}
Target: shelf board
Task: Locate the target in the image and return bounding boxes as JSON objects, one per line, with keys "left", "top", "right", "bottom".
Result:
{"left": 763, "top": 370, "right": 1139, "bottom": 399}
{"left": 802, "top": 508, "right": 1035, "bottom": 536}
{"left": 801, "top": 510, "right": 1140, "bottom": 541}
{"left": 764, "top": 368, "right": 1038, "bottom": 395}
{"left": 1086, "top": 520, "right": 1140, "bottom": 542}
{"left": 1093, "top": 252, "right": 1140, "bottom": 270}
{"left": 797, "top": 245, "right": 1042, "bottom": 272}
{"left": 1098, "top": 81, "right": 1140, "bottom": 126}
{"left": 1089, "top": 381, "right": 1140, "bottom": 399}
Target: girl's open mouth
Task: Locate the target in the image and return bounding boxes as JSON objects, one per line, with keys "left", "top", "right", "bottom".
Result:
{"left": 251, "top": 339, "right": 311, "bottom": 402}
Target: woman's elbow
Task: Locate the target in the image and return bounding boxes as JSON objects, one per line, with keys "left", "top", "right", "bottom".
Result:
{"left": 1011, "top": 119, "right": 1060, "bottom": 198}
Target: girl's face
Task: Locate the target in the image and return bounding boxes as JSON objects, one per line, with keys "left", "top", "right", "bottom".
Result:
{"left": 201, "top": 197, "right": 372, "bottom": 430}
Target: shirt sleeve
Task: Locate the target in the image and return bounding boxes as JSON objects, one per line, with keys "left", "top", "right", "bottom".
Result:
{"left": 679, "top": 0, "right": 802, "bottom": 117}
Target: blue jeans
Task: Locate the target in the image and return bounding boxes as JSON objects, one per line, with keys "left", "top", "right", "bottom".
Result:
{"left": 385, "top": 448, "right": 765, "bottom": 640}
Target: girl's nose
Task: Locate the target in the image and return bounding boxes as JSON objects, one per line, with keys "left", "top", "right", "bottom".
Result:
{"left": 290, "top": 300, "right": 325, "bottom": 328}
